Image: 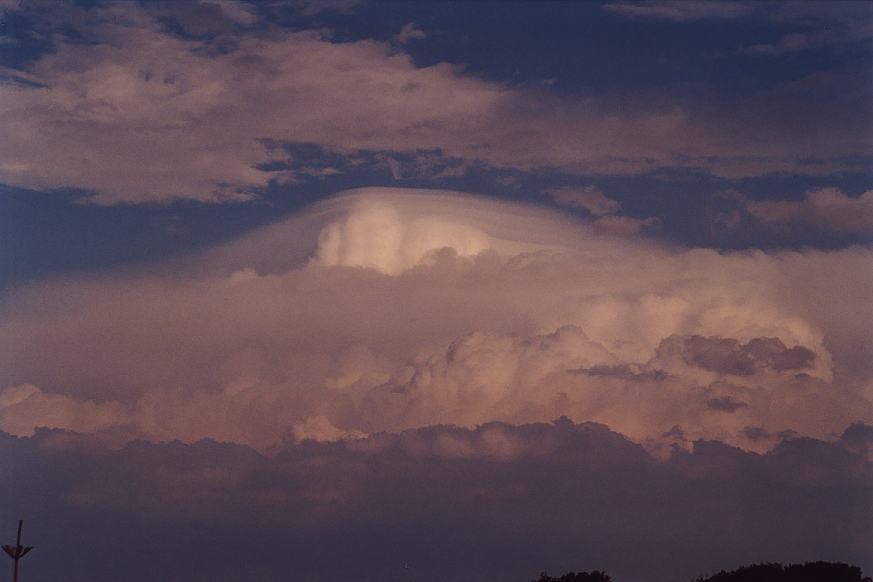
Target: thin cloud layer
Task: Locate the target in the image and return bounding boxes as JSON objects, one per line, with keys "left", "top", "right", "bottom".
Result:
{"left": 603, "top": 1, "right": 754, "bottom": 21}
{"left": 743, "top": 188, "right": 873, "bottom": 236}
{"left": 0, "top": 188, "right": 870, "bottom": 450}
{"left": 0, "top": 4, "right": 869, "bottom": 203}
{"left": 545, "top": 186, "right": 622, "bottom": 216}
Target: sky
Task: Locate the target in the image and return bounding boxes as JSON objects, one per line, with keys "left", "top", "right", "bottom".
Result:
{"left": 0, "top": 1, "right": 872, "bottom": 581}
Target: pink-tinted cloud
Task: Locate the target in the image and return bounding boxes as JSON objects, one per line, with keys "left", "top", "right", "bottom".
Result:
{"left": 291, "top": 0, "right": 363, "bottom": 17}
{"left": 545, "top": 186, "right": 622, "bottom": 216}
{"left": 743, "top": 2, "right": 873, "bottom": 56}
{"left": 747, "top": 32, "right": 812, "bottom": 55}
{"left": 544, "top": 186, "right": 661, "bottom": 237}
{"left": 730, "top": 188, "right": 873, "bottom": 236}
{"left": 591, "top": 215, "right": 661, "bottom": 236}
{"left": 0, "top": 188, "right": 869, "bottom": 450}
{"left": 394, "top": 22, "right": 427, "bottom": 44}
{"left": 0, "top": 4, "right": 868, "bottom": 203}
{"left": 756, "top": 188, "right": 873, "bottom": 235}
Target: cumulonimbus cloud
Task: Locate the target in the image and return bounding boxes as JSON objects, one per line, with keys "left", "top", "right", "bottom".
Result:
{"left": 0, "top": 187, "right": 870, "bottom": 451}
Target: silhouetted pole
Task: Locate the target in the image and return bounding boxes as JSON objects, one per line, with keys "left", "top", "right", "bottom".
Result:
{"left": 2, "top": 520, "right": 33, "bottom": 582}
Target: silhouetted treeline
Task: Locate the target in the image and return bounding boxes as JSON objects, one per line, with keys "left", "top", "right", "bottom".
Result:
{"left": 533, "top": 571, "right": 612, "bottom": 582}
{"left": 694, "top": 561, "right": 872, "bottom": 582}
{"left": 534, "top": 562, "right": 870, "bottom": 582}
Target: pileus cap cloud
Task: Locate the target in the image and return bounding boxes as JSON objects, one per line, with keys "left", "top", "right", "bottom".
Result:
{"left": 308, "top": 189, "right": 588, "bottom": 273}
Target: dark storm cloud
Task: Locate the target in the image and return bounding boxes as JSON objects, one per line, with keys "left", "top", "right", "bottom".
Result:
{"left": 741, "top": 426, "right": 798, "bottom": 443}
{"left": 2, "top": 420, "right": 870, "bottom": 582}
{"left": 705, "top": 396, "right": 748, "bottom": 413}
{"left": 657, "top": 335, "right": 815, "bottom": 377}
{"left": 569, "top": 364, "right": 670, "bottom": 383}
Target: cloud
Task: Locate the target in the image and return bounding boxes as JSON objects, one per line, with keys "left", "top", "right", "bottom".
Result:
{"left": 747, "top": 32, "right": 811, "bottom": 56}
{"left": 3, "top": 420, "right": 871, "bottom": 581}
{"left": 0, "top": 384, "right": 129, "bottom": 437}
{"left": 291, "top": 0, "right": 363, "bottom": 16}
{"left": 0, "top": 0, "right": 20, "bottom": 14}
{"left": 198, "top": 0, "right": 260, "bottom": 26}
{"left": 606, "top": 2, "right": 873, "bottom": 70}
{"left": 544, "top": 186, "right": 660, "bottom": 237}
{"left": 656, "top": 335, "right": 816, "bottom": 377}
{"left": 603, "top": 1, "right": 754, "bottom": 21}
{"left": 0, "top": 5, "right": 508, "bottom": 203}
{"left": 705, "top": 395, "right": 747, "bottom": 412}
{"left": 0, "top": 4, "right": 869, "bottom": 203}
{"left": 743, "top": 3, "right": 873, "bottom": 56}
{"left": 0, "top": 188, "right": 870, "bottom": 451}
{"left": 591, "top": 215, "right": 661, "bottom": 236}
{"left": 395, "top": 22, "right": 427, "bottom": 44}
{"left": 604, "top": 0, "right": 873, "bottom": 48}
{"left": 309, "top": 194, "right": 492, "bottom": 274}
{"left": 545, "top": 186, "right": 621, "bottom": 216}
{"left": 732, "top": 188, "right": 873, "bottom": 236}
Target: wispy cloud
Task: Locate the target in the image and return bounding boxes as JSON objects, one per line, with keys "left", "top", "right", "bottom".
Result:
{"left": 394, "top": 22, "right": 427, "bottom": 44}
{"left": 723, "top": 188, "right": 873, "bottom": 236}
{"left": 545, "top": 186, "right": 622, "bottom": 216}
{"left": 603, "top": 1, "right": 754, "bottom": 21}
{"left": 746, "top": 32, "right": 812, "bottom": 55}
{"left": 291, "top": 0, "right": 363, "bottom": 16}
{"left": 605, "top": 1, "right": 873, "bottom": 58}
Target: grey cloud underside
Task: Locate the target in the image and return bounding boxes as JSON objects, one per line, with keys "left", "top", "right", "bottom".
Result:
{"left": 2, "top": 420, "right": 871, "bottom": 582}
{"left": 659, "top": 335, "right": 816, "bottom": 376}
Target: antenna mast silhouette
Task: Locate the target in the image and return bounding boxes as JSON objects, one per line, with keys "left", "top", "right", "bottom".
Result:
{"left": 3, "top": 520, "right": 34, "bottom": 582}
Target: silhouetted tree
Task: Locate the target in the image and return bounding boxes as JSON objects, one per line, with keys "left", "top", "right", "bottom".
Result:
{"left": 694, "top": 561, "right": 872, "bottom": 582}
{"left": 533, "top": 571, "right": 612, "bottom": 582}
{"left": 531, "top": 562, "right": 871, "bottom": 582}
